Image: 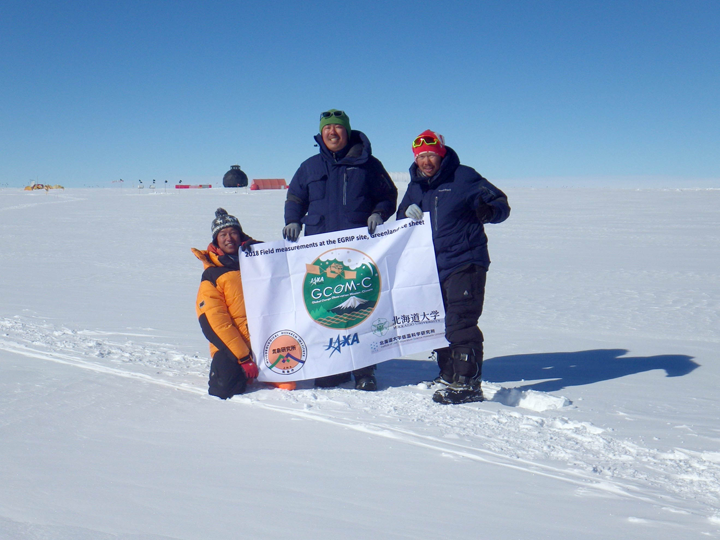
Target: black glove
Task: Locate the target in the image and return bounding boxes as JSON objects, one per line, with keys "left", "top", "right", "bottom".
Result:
{"left": 241, "top": 239, "right": 260, "bottom": 253}
{"left": 367, "top": 213, "right": 383, "bottom": 235}
{"left": 282, "top": 223, "right": 301, "bottom": 242}
{"left": 475, "top": 203, "right": 494, "bottom": 224}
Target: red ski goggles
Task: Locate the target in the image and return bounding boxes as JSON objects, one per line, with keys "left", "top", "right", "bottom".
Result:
{"left": 412, "top": 135, "right": 440, "bottom": 148}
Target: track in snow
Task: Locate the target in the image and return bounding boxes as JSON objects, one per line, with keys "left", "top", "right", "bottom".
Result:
{"left": 1, "top": 315, "right": 719, "bottom": 523}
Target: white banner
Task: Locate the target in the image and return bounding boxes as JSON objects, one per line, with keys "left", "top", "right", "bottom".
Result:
{"left": 240, "top": 218, "right": 449, "bottom": 382}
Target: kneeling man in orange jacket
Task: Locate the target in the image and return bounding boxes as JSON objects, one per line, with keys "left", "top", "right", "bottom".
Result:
{"left": 192, "top": 208, "right": 294, "bottom": 399}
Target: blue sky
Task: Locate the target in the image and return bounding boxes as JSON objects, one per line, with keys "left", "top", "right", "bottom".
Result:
{"left": 1, "top": 0, "right": 718, "bottom": 187}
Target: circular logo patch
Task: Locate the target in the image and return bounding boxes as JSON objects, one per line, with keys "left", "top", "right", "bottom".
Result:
{"left": 263, "top": 330, "right": 307, "bottom": 375}
{"left": 303, "top": 248, "right": 380, "bottom": 330}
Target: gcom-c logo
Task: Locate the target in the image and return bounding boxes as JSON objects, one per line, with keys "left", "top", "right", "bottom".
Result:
{"left": 303, "top": 248, "right": 380, "bottom": 330}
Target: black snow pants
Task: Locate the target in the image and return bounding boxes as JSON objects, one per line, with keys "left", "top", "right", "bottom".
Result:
{"left": 208, "top": 349, "right": 248, "bottom": 399}
{"left": 437, "top": 264, "right": 487, "bottom": 379}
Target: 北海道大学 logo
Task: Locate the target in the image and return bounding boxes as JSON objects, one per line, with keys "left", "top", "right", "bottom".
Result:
{"left": 303, "top": 248, "right": 380, "bottom": 330}
{"left": 263, "top": 330, "right": 307, "bottom": 375}
{"left": 371, "top": 318, "right": 391, "bottom": 336}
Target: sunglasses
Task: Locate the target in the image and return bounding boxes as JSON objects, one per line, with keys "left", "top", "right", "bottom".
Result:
{"left": 320, "top": 110, "right": 346, "bottom": 120}
{"left": 413, "top": 136, "right": 439, "bottom": 148}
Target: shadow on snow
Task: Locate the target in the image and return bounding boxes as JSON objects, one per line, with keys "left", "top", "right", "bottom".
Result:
{"left": 379, "top": 349, "right": 699, "bottom": 392}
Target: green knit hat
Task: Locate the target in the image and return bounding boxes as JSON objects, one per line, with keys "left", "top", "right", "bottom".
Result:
{"left": 319, "top": 109, "right": 351, "bottom": 136}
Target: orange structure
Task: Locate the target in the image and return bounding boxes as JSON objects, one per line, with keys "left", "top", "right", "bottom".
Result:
{"left": 249, "top": 179, "right": 288, "bottom": 190}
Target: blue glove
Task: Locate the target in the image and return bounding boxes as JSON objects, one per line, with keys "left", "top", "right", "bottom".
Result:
{"left": 283, "top": 223, "right": 301, "bottom": 242}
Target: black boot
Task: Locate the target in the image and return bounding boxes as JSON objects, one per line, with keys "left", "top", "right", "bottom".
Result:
{"left": 353, "top": 365, "right": 377, "bottom": 391}
{"left": 432, "top": 348, "right": 483, "bottom": 405}
{"left": 432, "top": 347, "right": 453, "bottom": 386}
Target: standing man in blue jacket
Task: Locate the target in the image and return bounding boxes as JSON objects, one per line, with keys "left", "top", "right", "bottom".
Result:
{"left": 283, "top": 109, "right": 398, "bottom": 391}
{"left": 397, "top": 130, "right": 511, "bottom": 404}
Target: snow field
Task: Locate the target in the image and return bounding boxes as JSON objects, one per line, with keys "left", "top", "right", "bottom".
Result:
{"left": 1, "top": 186, "right": 719, "bottom": 539}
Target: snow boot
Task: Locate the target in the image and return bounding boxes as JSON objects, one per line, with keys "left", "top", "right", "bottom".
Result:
{"left": 269, "top": 381, "right": 297, "bottom": 391}
{"left": 431, "top": 347, "right": 453, "bottom": 386}
{"left": 432, "top": 377, "right": 484, "bottom": 404}
{"left": 353, "top": 365, "right": 377, "bottom": 391}
{"left": 432, "top": 348, "right": 483, "bottom": 404}
{"left": 355, "top": 375, "right": 377, "bottom": 391}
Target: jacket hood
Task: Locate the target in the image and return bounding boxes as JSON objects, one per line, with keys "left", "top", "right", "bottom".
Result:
{"left": 315, "top": 129, "right": 372, "bottom": 166}
{"left": 409, "top": 145, "right": 460, "bottom": 189}
{"left": 192, "top": 243, "right": 239, "bottom": 270}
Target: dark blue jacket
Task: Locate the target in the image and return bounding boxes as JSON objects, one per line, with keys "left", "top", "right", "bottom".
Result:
{"left": 396, "top": 147, "right": 510, "bottom": 282}
{"left": 285, "top": 130, "right": 397, "bottom": 236}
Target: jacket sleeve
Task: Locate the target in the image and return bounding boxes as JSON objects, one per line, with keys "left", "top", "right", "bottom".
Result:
{"left": 475, "top": 177, "right": 511, "bottom": 224}
{"left": 196, "top": 271, "right": 251, "bottom": 362}
{"left": 368, "top": 158, "right": 398, "bottom": 221}
{"left": 396, "top": 186, "right": 416, "bottom": 220}
{"left": 284, "top": 164, "right": 310, "bottom": 225}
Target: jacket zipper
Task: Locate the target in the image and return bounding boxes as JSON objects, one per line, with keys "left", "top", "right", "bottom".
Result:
{"left": 433, "top": 195, "right": 439, "bottom": 232}
{"left": 343, "top": 171, "right": 347, "bottom": 205}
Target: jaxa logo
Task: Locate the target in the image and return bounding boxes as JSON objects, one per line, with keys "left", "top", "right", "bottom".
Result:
{"left": 326, "top": 333, "right": 360, "bottom": 357}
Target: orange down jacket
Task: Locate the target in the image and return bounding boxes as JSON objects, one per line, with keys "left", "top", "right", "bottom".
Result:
{"left": 192, "top": 243, "right": 252, "bottom": 363}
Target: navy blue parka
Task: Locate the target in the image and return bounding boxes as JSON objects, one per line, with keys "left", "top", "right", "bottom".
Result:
{"left": 396, "top": 147, "right": 510, "bottom": 282}
{"left": 285, "top": 130, "right": 397, "bottom": 236}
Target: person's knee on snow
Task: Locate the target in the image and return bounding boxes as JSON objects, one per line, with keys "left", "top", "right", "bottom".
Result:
{"left": 208, "top": 350, "right": 248, "bottom": 399}
{"left": 193, "top": 208, "right": 262, "bottom": 400}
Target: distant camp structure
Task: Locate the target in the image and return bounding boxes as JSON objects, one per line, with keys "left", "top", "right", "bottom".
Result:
{"left": 250, "top": 178, "right": 288, "bottom": 190}
{"left": 175, "top": 181, "right": 212, "bottom": 189}
{"left": 24, "top": 182, "right": 64, "bottom": 191}
{"left": 223, "top": 165, "right": 248, "bottom": 188}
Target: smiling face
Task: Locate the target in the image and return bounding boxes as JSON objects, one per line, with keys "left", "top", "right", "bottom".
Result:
{"left": 415, "top": 152, "right": 443, "bottom": 177}
{"left": 216, "top": 227, "right": 241, "bottom": 255}
{"left": 322, "top": 124, "right": 349, "bottom": 153}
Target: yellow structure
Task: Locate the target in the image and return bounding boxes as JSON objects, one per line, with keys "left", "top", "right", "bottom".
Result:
{"left": 24, "top": 183, "right": 64, "bottom": 191}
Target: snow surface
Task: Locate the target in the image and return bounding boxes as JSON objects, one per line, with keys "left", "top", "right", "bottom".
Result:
{"left": 1, "top": 185, "right": 719, "bottom": 539}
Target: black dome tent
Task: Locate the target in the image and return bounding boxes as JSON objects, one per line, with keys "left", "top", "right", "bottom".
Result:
{"left": 222, "top": 165, "right": 248, "bottom": 188}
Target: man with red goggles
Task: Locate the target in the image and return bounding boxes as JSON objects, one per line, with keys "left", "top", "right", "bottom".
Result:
{"left": 397, "top": 129, "right": 511, "bottom": 404}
